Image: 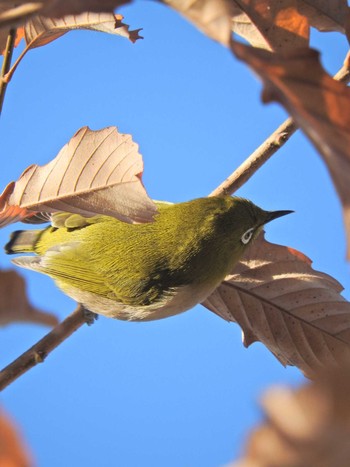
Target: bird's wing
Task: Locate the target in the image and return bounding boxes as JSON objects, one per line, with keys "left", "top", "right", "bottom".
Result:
{"left": 21, "top": 212, "right": 98, "bottom": 228}
{"left": 12, "top": 243, "right": 170, "bottom": 307}
{"left": 50, "top": 212, "right": 93, "bottom": 229}
{"left": 12, "top": 245, "right": 113, "bottom": 298}
{"left": 21, "top": 201, "right": 172, "bottom": 226}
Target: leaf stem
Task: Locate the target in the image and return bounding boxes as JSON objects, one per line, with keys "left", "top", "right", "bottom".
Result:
{"left": 0, "top": 305, "right": 91, "bottom": 391}
{"left": 4, "top": 45, "right": 29, "bottom": 85}
{"left": 0, "top": 28, "right": 17, "bottom": 116}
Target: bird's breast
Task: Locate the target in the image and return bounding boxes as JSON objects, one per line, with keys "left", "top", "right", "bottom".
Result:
{"left": 58, "top": 279, "right": 219, "bottom": 322}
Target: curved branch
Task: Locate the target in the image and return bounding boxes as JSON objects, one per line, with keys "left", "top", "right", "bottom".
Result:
{"left": 210, "top": 116, "right": 296, "bottom": 196}
{"left": 0, "top": 28, "right": 17, "bottom": 115}
{"left": 0, "top": 305, "right": 95, "bottom": 391}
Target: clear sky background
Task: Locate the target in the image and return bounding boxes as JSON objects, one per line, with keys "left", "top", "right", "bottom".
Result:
{"left": 0, "top": 3, "right": 349, "bottom": 466}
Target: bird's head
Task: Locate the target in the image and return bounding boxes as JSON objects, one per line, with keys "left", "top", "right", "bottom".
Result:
{"left": 210, "top": 196, "right": 293, "bottom": 260}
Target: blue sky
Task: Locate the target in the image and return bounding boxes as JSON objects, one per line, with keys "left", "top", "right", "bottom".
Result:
{"left": 0, "top": 3, "right": 349, "bottom": 466}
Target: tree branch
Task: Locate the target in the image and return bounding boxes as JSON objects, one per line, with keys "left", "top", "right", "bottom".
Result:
{"left": 0, "top": 28, "right": 17, "bottom": 116}
{"left": 0, "top": 305, "right": 93, "bottom": 391}
{"left": 210, "top": 116, "right": 296, "bottom": 196}
{"left": 210, "top": 52, "right": 350, "bottom": 197}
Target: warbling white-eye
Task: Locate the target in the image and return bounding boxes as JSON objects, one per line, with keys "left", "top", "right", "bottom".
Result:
{"left": 5, "top": 196, "right": 291, "bottom": 321}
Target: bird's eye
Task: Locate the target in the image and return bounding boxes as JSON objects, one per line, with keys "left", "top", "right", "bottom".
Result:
{"left": 241, "top": 227, "right": 255, "bottom": 245}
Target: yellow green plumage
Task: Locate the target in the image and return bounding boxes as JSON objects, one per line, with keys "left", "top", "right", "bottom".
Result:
{"left": 5, "top": 196, "right": 291, "bottom": 321}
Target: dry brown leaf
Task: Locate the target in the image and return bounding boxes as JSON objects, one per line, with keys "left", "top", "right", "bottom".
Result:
{"left": 202, "top": 232, "right": 350, "bottom": 377}
{"left": 232, "top": 42, "right": 350, "bottom": 259}
{"left": 0, "top": 409, "right": 32, "bottom": 467}
{"left": 161, "top": 0, "right": 234, "bottom": 46}
{"left": 0, "top": 1, "right": 130, "bottom": 28}
{"left": 0, "top": 126, "right": 157, "bottom": 227}
{"left": 0, "top": 269, "right": 58, "bottom": 326}
{"left": 297, "top": 0, "right": 350, "bottom": 37}
{"left": 232, "top": 0, "right": 309, "bottom": 51}
{"left": 231, "top": 0, "right": 348, "bottom": 52}
{"left": 4, "top": 12, "right": 141, "bottom": 80}
{"left": 40, "top": 0, "right": 130, "bottom": 17}
{"left": 24, "top": 12, "right": 141, "bottom": 48}
{"left": 233, "top": 363, "right": 350, "bottom": 467}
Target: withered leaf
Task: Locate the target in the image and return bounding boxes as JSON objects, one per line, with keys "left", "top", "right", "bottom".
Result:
{"left": 4, "top": 12, "right": 141, "bottom": 81}
{"left": 202, "top": 233, "right": 350, "bottom": 377}
{"left": 24, "top": 13, "right": 141, "bottom": 48}
{"left": 232, "top": 0, "right": 309, "bottom": 51}
{"left": 297, "top": 0, "right": 350, "bottom": 38}
{"left": 233, "top": 363, "right": 350, "bottom": 467}
{"left": 40, "top": 0, "right": 130, "bottom": 18}
{"left": 0, "top": 0, "right": 130, "bottom": 28}
{"left": 232, "top": 42, "right": 350, "bottom": 259}
{"left": 0, "top": 269, "right": 58, "bottom": 327}
{"left": 161, "top": 0, "right": 234, "bottom": 46}
{"left": 0, "top": 126, "right": 157, "bottom": 227}
{"left": 0, "top": 409, "right": 32, "bottom": 467}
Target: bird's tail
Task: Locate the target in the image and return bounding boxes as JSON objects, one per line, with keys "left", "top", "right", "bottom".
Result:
{"left": 5, "top": 230, "right": 41, "bottom": 254}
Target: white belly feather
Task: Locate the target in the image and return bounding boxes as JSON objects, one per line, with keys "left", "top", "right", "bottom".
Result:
{"left": 58, "top": 280, "right": 217, "bottom": 322}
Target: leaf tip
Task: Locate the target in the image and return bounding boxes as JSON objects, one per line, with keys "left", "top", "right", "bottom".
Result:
{"left": 130, "top": 28, "right": 143, "bottom": 43}
{"left": 287, "top": 247, "right": 312, "bottom": 265}
{"left": 242, "top": 329, "right": 258, "bottom": 347}
{"left": 0, "top": 181, "right": 15, "bottom": 210}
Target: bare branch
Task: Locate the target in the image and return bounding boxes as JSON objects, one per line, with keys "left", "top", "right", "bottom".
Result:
{"left": 0, "top": 305, "right": 94, "bottom": 391}
{"left": 210, "top": 116, "right": 296, "bottom": 196}
{"left": 0, "top": 28, "right": 16, "bottom": 115}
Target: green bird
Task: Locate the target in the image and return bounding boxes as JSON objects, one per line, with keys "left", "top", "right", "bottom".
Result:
{"left": 5, "top": 196, "right": 291, "bottom": 321}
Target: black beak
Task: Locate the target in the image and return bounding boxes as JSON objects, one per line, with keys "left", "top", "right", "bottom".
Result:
{"left": 264, "top": 210, "right": 294, "bottom": 224}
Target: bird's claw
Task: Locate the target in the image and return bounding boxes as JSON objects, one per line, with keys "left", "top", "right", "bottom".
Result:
{"left": 82, "top": 307, "right": 98, "bottom": 326}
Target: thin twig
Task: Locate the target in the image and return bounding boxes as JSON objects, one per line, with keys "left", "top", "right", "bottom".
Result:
{"left": 210, "top": 117, "right": 296, "bottom": 196}
{"left": 0, "top": 305, "right": 91, "bottom": 391}
{"left": 0, "top": 28, "right": 17, "bottom": 115}
{"left": 210, "top": 53, "right": 350, "bottom": 197}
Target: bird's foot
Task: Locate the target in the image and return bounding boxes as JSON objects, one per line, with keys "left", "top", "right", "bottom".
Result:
{"left": 82, "top": 307, "right": 98, "bottom": 326}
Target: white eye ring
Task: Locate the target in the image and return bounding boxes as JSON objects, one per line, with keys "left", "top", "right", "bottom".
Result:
{"left": 241, "top": 227, "right": 255, "bottom": 245}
